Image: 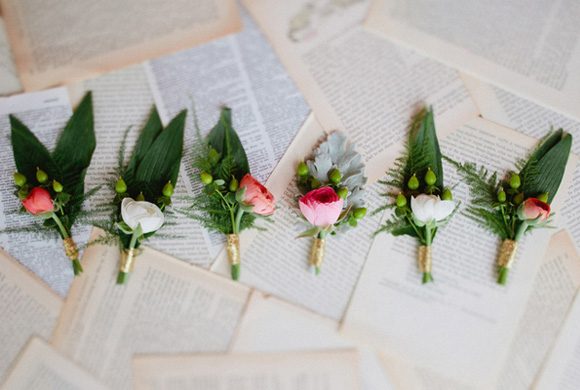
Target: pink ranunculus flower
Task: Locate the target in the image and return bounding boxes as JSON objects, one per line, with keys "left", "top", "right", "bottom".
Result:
{"left": 22, "top": 187, "right": 54, "bottom": 215}
{"left": 299, "top": 186, "right": 344, "bottom": 227}
{"left": 239, "top": 174, "right": 275, "bottom": 216}
{"left": 517, "top": 198, "right": 550, "bottom": 222}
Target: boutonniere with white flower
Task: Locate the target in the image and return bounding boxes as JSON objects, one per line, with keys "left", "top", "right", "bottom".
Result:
{"left": 7, "top": 93, "right": 96, "bottom": 276}
{"left": 375, "top": 108, "right": 457, "bottom": 284}
{"left": 452, "top": 129, "right": 572, "bottom": 285}
{"left": 295, "top": 132, "right": 367, "bottom": 275}
{"left": 97, "top": 107, "right": 186, "bottom": 284}
{"left": 186, "top": 107, "right": 275, "bottom": 281}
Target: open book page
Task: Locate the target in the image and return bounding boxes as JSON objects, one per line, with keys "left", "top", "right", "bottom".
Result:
{"left": 341, "top": 118, "right": 576, "bottom": 387}
{"left": 1, "top": 337, "right": 106, "bottom": 390}
{"left": 0, "top": 0, "right": 241, "bottom": 91}
{"left": 243, "top": 0, "right": 478, "bottom": 182}
{"left": 0, "top": 88, "right": 90, "bottom": 295}
{"left": 133, "top": 350, "right": 362, "bottom": 390}
{"left": 0, "top": 248, "right": 62, "bottom": 383}
{"left": 212, "top": 114, "right": 383, "bottom": 320}
{"left": 232, "top": 292, "right": 394, "bottom": 390}
{"left": 365, "top": 0, "right": 580, "bottom": 122}
{"left": 0, "top": 17, "right": 20, "bottom": 96}
{"left": 51, "top": 229, "right": 251, "bottom": 390}
{"left": 535, "top": 289, "right": 580, "bottom": 389}
{"left": 497, "top": 230, "right": 580, "bottom": 389}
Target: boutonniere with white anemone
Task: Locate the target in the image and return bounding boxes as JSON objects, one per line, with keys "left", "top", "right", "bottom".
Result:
{"left": 187, "top": 107, "right": 275, "bottom": 281}
{"left": 295, "top": 132, "right": 367, "bottom": 275}
{"left": 375, "top": 108, "right": 457, "bottom": 284}
{"left": 7, "top": 93, "right": 96, "bottom": 276}
{"left": 451, "top": 129, "right": 572, "bottom": 285}
{"left": 96, "top": 107, "right": 186, "bottom": 284}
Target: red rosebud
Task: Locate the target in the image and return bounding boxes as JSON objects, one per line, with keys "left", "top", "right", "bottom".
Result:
{"left": 239, "top": 174, "right": 275, "bottom": 216}
{"left": 517, "top": 198, "right": 550, "bottom": 222}
{"left": 22, "top": 187, "right": 54, "bottom": 215}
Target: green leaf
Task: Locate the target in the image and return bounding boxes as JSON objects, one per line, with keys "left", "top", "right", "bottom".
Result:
{"left": 391, "top": 225, "right": 418, "bottom": 237}
{"left": 407, "top": 107, "right": 443, "bottom": 188}
{"left": 297, "top": 227, "right": 320, "bottom": 238}
{"left": 125, "top": 107, "right": 163, "bottom": 181}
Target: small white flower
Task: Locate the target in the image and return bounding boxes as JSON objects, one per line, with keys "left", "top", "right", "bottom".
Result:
{"left": 411, "top": 194, "right": 455, "bottom": 227}
{"left": 121, "top": 198, "right": 164, "bottom": 234}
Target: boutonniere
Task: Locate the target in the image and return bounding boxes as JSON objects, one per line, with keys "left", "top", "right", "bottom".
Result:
{"left": 452, "top": 129, "right": 572, "bottom": 285}
{"left": 375, "top": 108, "right": 457, "bottom": 284}
{"left": 295, "top": 132, "right": 367, "bottom": 275}
{"left": 9, "top": 92, "right": 96, "bottom": 275}
{"left": 189, "top": 107, "right": 275, "bottom": 281}
{"left": 107, "top": 107, "right": 186, "bottom": 284}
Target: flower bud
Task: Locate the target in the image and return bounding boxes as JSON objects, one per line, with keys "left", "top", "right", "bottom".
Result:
{"left": 513, "top": 192, "right": 524, "bottom": 205}
{"left": 229, "top": 177, "right": 239, "bottom": 192}
{"left": 310, "top": 177, "right": 321, "bottom": 189}
{"left": 328, "top": 168, "right": 342, "bottom": 184}
{"left": 425, "top": 168, "right": 436, "bottom": 186}
{"left": 353, "top": 207, "right": 367, "bottom": 219}
{"left": 208, "top": 148, "right": 220, "bottom": 165}
{"left": 52, "top": 180, "right": 63, "bottom": 193}
{"left": 200, "top": 172, "right": 213, "bottom": 185}
{"left": 497, "top": 189, "right": 506, "bottom": 203}
{"left": 407, "top": 174, "right": 419, "bottom": 190}
{"left": 115, "top": 177, "right": 127, "bottom": 193}
{"left": 396, "top": 193, "right": 407, "bottom": 208}
{"left": 337, "top": 187, "right": 348, "bottom": 199}
{"left": 441, "top": 188, "right": 452, "bottom": 201}
{"left": 509, "top": 173, "right": 521, "bottom": 190}
{"left": 537, "top": 192, "right": 549, "bottom": 203}
{"left": 297, "top": 161, "right": 309, "bottom": 176}
{"left": 136, "top": 192, "right": 145, "bottom": 201}
{"left": 36, "top": 168, "right": 48, "bottom": 183}
{"left": 162, "top": 181, "right": 174, "bottom": 197}
{"left": 13, "top": 172, "right": 26, "bottom": 187}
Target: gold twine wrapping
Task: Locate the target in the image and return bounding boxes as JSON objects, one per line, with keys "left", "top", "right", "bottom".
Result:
{"left": 226, "top": 234, "right": 240, "bottom": 265}
{"left": 498, "top": 239, "right": 518, "bottom": 269}
{"left": 418, "top": 245, "right": 432, "bottom": 273}
{"left": 120, "top": 248, "right": 137, "bottom": 273}
{"left": 63, "top": 237, "right": 78, "bottom": 260}
{"left": 309, "top": 238, "right": 325, "bottom": 269}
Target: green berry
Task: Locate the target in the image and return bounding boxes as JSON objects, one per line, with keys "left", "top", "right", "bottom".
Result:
{"left": 13, "top": 172, "right": 26, "bottom": 187}
{"left": 441, "top": 188, "right": 452, "bottom": 201}
{"left": 162, "top": 181, "right": 174, "bottom": 197}
{"left": 396, "top": 193, "right": 407, "bottom": 208}
{"left": 52, "top": 180, "right": 63, "bottom": 193}
{"left": 513, "top": 192, "right": 524, "bottom": 205}
{"left": 115, "top": 177, "right": 127, "bottom": 194}
{"left": 497, "top": 189, "right": 506, "bottom": 203}
{"left": 136, "top": 192, "right": 145, "bottom": 201}
{"left": 200, "top": 172, "right": 213, "bottom": 185}
{"left": 310, "top": 178, "right": 321, "bottom": 189}
{"left": 537, "top": 192, "right": 549, "bottom": 203}
{"left": 337, "top": 187, "right": 348, "bottom": 199}
{"left": 353, "top": 207, "right": 367, "bottom": 219}
{"left": 297, "top": 161, "right": 309, "bottom": 176}
{"left": 36, "top": 168, "right": 48, "bottom": 183}
{"left": 328, "top": 168, "right": 342, "bottom": 184}
{"left": 229, "top": 177, "right": 239, "bottom": 192}
{"left": 509, "top": 174, "right": 521, "bottom": 190}
{"left": 407, "top": 174, "right": 419, "bottom": 190}
{"left": 348, "top": 217, "right": 358, "bottom": 227}
{"left": 208, "top": 148, "right": 220, "bottom": 165}
{"left": 425, "top": 168, "right": 436, "bottom": 186}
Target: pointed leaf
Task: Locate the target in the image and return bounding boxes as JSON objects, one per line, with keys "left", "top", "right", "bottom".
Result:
{"left": 125, "top": 106, "right": 163, "bottom": 181}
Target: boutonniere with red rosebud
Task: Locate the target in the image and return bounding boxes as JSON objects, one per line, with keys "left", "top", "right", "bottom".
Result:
{"left": 375, "top": 108, "right": 457, "bottom": 284}
{"left": 452, "top": 129, "right": 572, "bottom": 285}
{"left": 187, "top": 107, "right": 275, "bottom": 281}
{"left": 295, "top": 132, "right": 367, "bottom": 275}
{"left": 8, "top": 93, "right": 96, "bottom": 275}
{"left": 95, "top": 107, "right": 186, "bottom": 284}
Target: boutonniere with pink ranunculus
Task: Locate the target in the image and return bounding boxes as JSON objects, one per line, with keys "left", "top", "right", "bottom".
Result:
{"left": 452, "top": 129, "right": 572, "bottom": 285}
{"left": 6, "top": 93, "right": 96, "bottom": 276}
{"left": 295, "top": 132, "right": 367, "bottom": 275}
{"left": 375, "top": 108, "right": 457, "bottom": 284}
{"left": 187, "top": 107, "right": 275, "bottom": 281}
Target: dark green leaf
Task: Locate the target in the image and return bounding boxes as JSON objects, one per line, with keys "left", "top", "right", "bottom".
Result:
{"left": 125, "top": 107, "right": 163, "bottom": 181}
{"left": 406, "top": 107, "right": 443, "bottom": 188}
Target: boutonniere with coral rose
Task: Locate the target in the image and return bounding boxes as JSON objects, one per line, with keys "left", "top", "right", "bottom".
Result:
{"left": 8, "top": 93, "right": 96, "bottom": 275}
{"left": 451, "top": 129, "right": 572, "bottom": 285}
{"left": 295, "top": 132, "right": 367, "bottom": 275}
{"left": 96, "top": 107, "right": 186, "bottom": 284}
{"left": 375, "top": 108, "right": 457, "bottom": 284}
{"left": 187, "top": 107, "right": 275, "bottom": 281}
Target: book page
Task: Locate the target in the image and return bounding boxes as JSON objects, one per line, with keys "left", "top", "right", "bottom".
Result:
{"left": 535, "top": 289, "right": 580, "bottom": 389}
{"left": 51, "top": 229, "right": 251, "bottom": 389}
{"left": 1, "top": 337, "right": 106, "bottom": 390}
{"left": 0, "top": 248, "right": 62, "bottom": 383}
{"left": 342, "top": 118, "right": 576, "bottom": 387}
{"left": 0, "top": 0, "right": 241, "bottom": 91}
{"left": 133, "top": 350, "right": 362, "bottom": 390}
{"left": 365, "top": 0, "right": 580, "bottom": 122}
{"left": 0, "top": 17, "right": 21, "bottom": 96}
{"left": 243, "top": 0, "right": 478, "bottom": 182}
{"left": 0, "top": 88, "right": 91, "bottom": 295}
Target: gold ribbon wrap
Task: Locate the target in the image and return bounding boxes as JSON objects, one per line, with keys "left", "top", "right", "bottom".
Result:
{"left": 309, "top": 238, "right": 325, "bottom": 269}
{"left": 498, "top": 239, "right": 518, "bottom": 269}
{"left": 63, "top": 237, "right": 78, "bottom": 260}
{"left": 120, "top": 248, "right": 137, "bottom": 273}
{"left": 418, "top": 245, "right": 432, "bottom": 273}
{"left": 226, "top": 234, "right": 240, "bottom": 265}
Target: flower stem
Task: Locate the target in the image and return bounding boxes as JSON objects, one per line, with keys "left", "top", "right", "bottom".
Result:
{"left": 234, "top": 207, "right": 244, "bottom": 234}
{"left": 51, "top": 213, "right": 83, "bottom": 276}
{"left": 117, "top": 225, "right": 142, "bottom": 284}
{"left": 422, "top": 225, "right": 433, "bottom": 283}
{"left": 515, "top": 221, "right": 529, "bottom": 242}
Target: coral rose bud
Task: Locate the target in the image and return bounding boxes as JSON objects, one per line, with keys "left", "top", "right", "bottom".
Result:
{"left": 299, "top": 186, "right": 344, "bottom": 227}
{"left": 239, "top": 174, "right": 275, "bottom": 216}
{"left": 22, "top": 187, "right": 54, "bottom": 215}
{"left": 517, "top": 198, "right": 550, "bottom": 223}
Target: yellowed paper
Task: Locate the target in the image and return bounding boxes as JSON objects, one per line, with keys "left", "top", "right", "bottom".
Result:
{"left": 0, "top": 0, "right": 242, "bottom": 90}
{"left": 1, "top": 337, "right": 106, "bottom": 390}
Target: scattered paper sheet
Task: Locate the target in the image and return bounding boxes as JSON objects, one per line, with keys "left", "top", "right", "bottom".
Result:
{"left": 0, "top": 17, "right": 21, "bottom": 96}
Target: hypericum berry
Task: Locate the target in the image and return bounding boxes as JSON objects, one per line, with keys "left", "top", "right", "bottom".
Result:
{"left": 497, "top": 189, "right": 506, "bottom": 203}
{"left": 229, "top": 177, "right": 239, "bottom": 192}
{"left": 396, "top": 193, "right": 407, "bottom": 208}
{"left": 162, "top": 181, "right": 174, "bottom": 197}
{"left": 115, "top": 177, "right": 127, "bottom": 193}
{"left": 441, "top": 187, "right": 452, "bottom": 201}
{"left": 337, "top": 187, "right": 348, "bottom": 199}
{"left": 513, "top": 192, "right": 524, "bottom": 205}
{"left": 328, "top": 168, "right": 342, "bottom": 184}
{"left": 13, "top": 172, "right": 26, "bottom": 187}
{"left": 297, "top": 161, "right": 309, "bottom": 176}
{"left": 136, "top": 192, "right": 145, "bottom": 201}
{"left": 200, "top": 172, "right": 213, "bottom": 185}
{"left": 509, "top": 173, "right": 521, "bottom": 190}
{"left": 425, "top": 168, "right": 436, "bottom": 186}
{"left": 407, "top": 174, "right": 419, "bottom": 190}
{"left": 52, "top": 180, "right": 63, "bottom": 193}
{"left": 208, "top": 148, "right": 220, "bottom": 165}
{"left": 310, "top": 178, "right": 321, "bottom": 189}
{"left": 537, "top": 192, "right": 549, "bottom": 203}
{"left": 353, "top": 207, "right": 367, "bottom": 219}
{"left": 36, "top": 168, "right": 48, "bottom": 183}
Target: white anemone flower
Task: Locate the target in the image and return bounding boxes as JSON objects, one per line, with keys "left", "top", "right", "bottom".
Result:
{"left": 410, "top": 194, "right": 455, "bottom": 227}
{"left": 121, "top": 198, "right": 164, "bottom": 234}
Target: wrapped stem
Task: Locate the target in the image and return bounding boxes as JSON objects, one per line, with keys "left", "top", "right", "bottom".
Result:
{"left": 418, "top": 245, "right": 433, "bottom": 283}
{"left": 226, "top": 234, "right": 241, "bottom": 281}
{"left": 117, "top": 248, "right": 137, "bottom": 284}
{"left": 497, "top": 239, "right": 518, "bottom": 285}
{"left": 309, "top": 237, "right": 325, "bottom": 275}
{"left": 63, "top": 237, "right": 83, "bottom": 275}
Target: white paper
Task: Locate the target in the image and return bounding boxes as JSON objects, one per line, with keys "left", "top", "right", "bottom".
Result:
{"left": 0, "top": 17, "right": 21, "bottom": 96}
